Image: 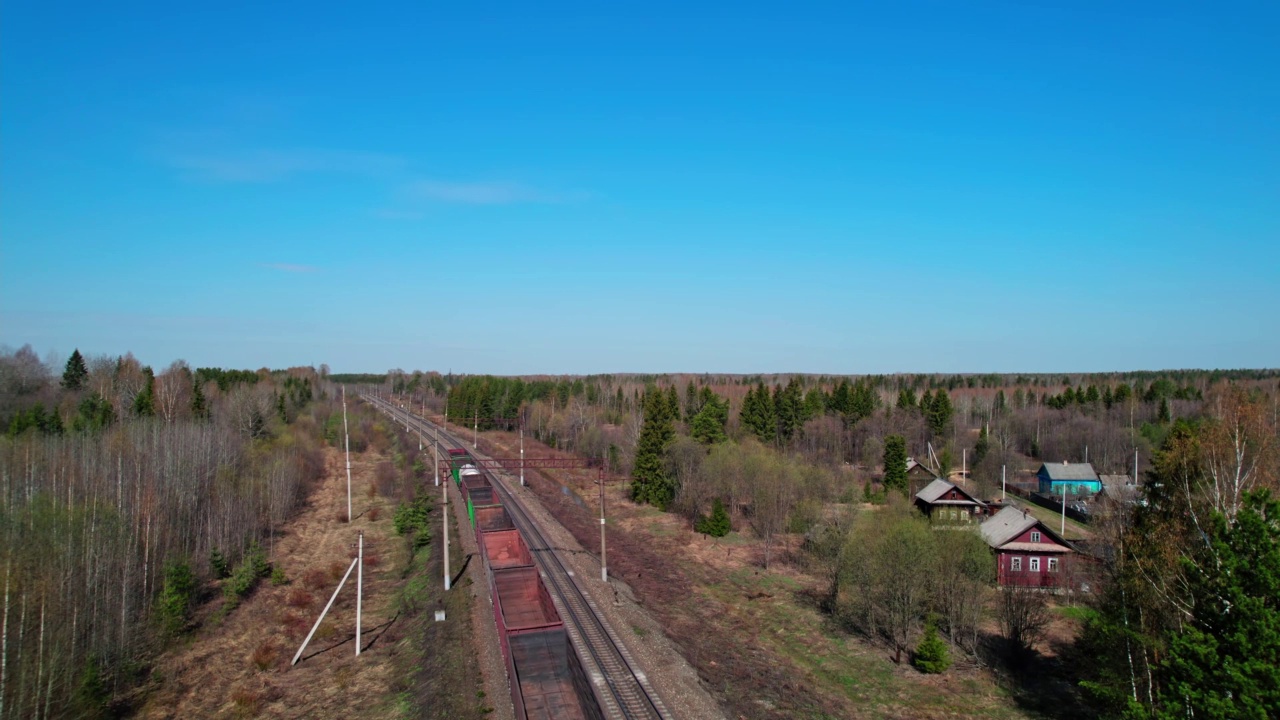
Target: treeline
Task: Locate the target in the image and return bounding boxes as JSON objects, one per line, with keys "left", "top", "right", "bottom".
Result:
{"left": 0, "top": 345, "right": 336, "bottom": 719}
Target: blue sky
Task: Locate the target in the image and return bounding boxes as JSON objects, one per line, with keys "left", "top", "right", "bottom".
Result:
{"left": 2, "top": 1, "right": 1277, "bottom": 374}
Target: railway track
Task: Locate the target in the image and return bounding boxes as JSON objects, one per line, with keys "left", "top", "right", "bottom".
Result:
{"left": 366, "top": 395, "right": 671, "bottom": 720}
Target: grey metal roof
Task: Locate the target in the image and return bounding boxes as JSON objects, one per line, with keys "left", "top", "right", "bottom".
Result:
{"left": 1039, "top": 462, "right": 1099, "bottom": 482}
{"left": 916, "top": 478, "right": 983, "bottom": 505}
{"left": 980, "top": 506, "right": 1041, "bottom": 548}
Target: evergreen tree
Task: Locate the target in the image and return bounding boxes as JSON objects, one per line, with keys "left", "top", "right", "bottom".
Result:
{"left": 665, "top": 385, "right": 681, "bottom": 424}
{"left": 883, "top": 435, "right": 908, "bottom": 495}
{"left": 830, "top": 380, "right": 852, "bottom": 417}
{"left": 802, "top": 387, "right": 826, "bottom": 422}
{"left": 73, "top": 393, "right": 115, "bottom": 432}
{"left": 683, "top": 381, "right": 701, "bottom": 422}
{"left": 62, "top": 349, "right": 88, "bottom": 390}
{"left": 133, "top": 367, "right": 156, "bottom": 417}
{"left": 1159, "top": 491, "right": 1280, "bottom": 719}
{"left": 741, "top": 382, "right": 776, "bottom": 443}
{"left": 775, "top": 379, "right": 804, "bottom": 442}
{"left": 690, "top": 395, "right": 729, "bottom": 444}
{"left": 1158, "top": 397, "right": 1172, "bottom": 424}
{"left": 913, "top": 616, "right": 952, "bottom": 674}
{"left": 631, "top": 389, "right": 677, "bottom": 508}
{"left": 191, "top": 380, "right": 209, "bottom": 420}
{"left": 849, "top": 381, "right": 878, "bottom": 423}
{"left": 926, "top": 389, "right": 953, "bottom": 435}
{"left": 897, "top": 388, "right": 917, "bottom": 410}
{"left": 695, "top": 498, "right": 731, "bottom": 537}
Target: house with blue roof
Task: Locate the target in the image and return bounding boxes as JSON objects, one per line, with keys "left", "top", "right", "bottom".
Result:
{"left": 1036, "top": 461, "right": 1102, "bottom": 496}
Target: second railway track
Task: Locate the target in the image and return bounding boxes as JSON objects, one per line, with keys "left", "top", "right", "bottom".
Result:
{"left": 367, "top": 395, "right": 671, "bottom": 720}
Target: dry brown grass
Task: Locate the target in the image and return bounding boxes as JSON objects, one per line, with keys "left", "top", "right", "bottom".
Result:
{"left": 302, "top": 568, "right": 328, "bottom": 590}
{"left": 363, "top": 552, "right": 381, "bottom": 568}
{"left": 285, "top": 588, "right": 314, "bottom": 608}
{"left": 251, "top": 641, "right": 279, "bottom": 671}
{"left": 367, "top": 506, "right": 381, "bottom": 521}
{"left": 137, "top": 443, "right": 424, "bottom": 720}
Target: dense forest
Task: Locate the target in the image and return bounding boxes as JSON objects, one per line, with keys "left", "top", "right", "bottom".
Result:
{"left": 0, "top": 345, "right": 339, "bottom": 718}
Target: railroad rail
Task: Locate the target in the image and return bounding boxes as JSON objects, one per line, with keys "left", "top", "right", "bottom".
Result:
{"left": 366, "top": 395, "right": 671, "bottom": 720}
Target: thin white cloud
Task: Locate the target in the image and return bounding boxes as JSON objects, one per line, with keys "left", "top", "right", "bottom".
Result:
{"left": 260, "top": 263, "right": 319, "bottom": 273}
{"left": 166, "top": 149, "right": 404, "bottom": 183}
{"left": 408, "top": 180, "right": 589, "bottom": 205}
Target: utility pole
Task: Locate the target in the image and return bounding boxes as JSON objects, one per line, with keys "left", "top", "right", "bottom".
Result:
{"left": 444, "top": 461, "right": 451, "bottom": 591}
{"left": 598, "top": 467, "right": 607, "bottom": 583}
{"left": 520, "top": 423, "right": 525, "bottom": 486}
{"left": 434, "top": 427, "right": 440, "bottom": 488}
{"left": 1061, "top": 486, "right": 1067, "bottom": 537}
{"left": 356, "top": 532, "right": 363, "bottom": 657}
{"left": 473, "top": 410, "right": 478, "bottom": 449}
{"left": 1002, "top": 464, "right": 1006, "bottom": 501}
{"left": 343, "top": 386, "right": 352, "bottom": 523}
{"left": 962, "top": 448, "right": 966, "bottom": 486}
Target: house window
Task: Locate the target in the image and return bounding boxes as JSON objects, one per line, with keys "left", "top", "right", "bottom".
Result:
{"left": 1010, "top": 557, "right": 1022, "bottom": 572}
{"left": 1030, "top": 557, "right": 1041, "bottom": 572}
{"left": 1030, "top": 531, "right": 1041, "bottom": 543}
{"left": 950, "top": 509, "right": 958, "bottom": 521}
{"left": 1048, "top": 558, "right": 1060, "bottom": 573}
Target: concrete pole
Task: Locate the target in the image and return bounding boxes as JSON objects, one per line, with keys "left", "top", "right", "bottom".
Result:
{"left": 343, "top": 388, "right": 352, "bottom": 523}
{"left": 473, "top": 410, "right": 478, "bottom": 449}
{"left": 444, "top": 469, "right": 451, "bottom": 591}
{"left": 1061, "top": 485, "right": 1067, "bottom": 537}
{"left": 599, "top": 468, "right": 607, "bottom": 583}
{"left": 1002, "top": 465, "right": 1006, "bottom": 501}
{"left": 292, "top": 557, "right": 358, "bottom": 665}
{"left": 520, "top": 424, "right": 525, "bottom": 486}
{"left": 434, "top": 428, "right": 440, "bottom": 488}
{"left": 356, "top": 532, "right": 363, "bottom": 657}
{"left": 962, "top": 448, "right": 966, "bottom": 486}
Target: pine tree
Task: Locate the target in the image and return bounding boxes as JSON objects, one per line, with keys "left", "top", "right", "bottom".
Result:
{"left": 897, "top": 388, "right": 917, "bottom": 410}
{"left": 191, "top": 380, "right": 209, "bottom": 420}
{"left": 913, "top": 616, "right": 952, "bottom": 673}
{"left": 690, "top": 395, "right": 728, "bottom": 444}
{"left": 883, "top": 435, "right": 908, "bottom": 495}
{"left": 62, "top": 349, "right": 88, "bottom": 390}
{"left": 1159, "top": 491, "right": 1280, "bottom": 719}
{"left": 631, "top": 389, "right": 677, "bottom": 508}
{"left": 133, "top": 367, "right": 156, "bottom": 417}
{"left": 926, "top": 389, "right": 953, "bottom": 435}
{"left": 695, "top": 498, "right": 731, "bottom": 537}
{"left": 1158, "top": 397, "right": 1172, "bottom": 424}
{"left": 849, "top": 381, "right": 878, "bottom": 423}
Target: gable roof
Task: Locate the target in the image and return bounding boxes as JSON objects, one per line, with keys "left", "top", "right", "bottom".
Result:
{"left": 905, "top": 458, "right": 939, "bottom": 478}
{"left": 980, "top": 505, "right": 1072, "bottom": 550}
{"left": 1038, "top": 462, "right": 1099, "bottom": 482}
{"left": 916, "top": 478, "right": 984, "bottom": 506}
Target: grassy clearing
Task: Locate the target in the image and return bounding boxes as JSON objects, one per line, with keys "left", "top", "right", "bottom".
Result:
{"left": 700, "top": 568, "right": 1026, "bottom": 720}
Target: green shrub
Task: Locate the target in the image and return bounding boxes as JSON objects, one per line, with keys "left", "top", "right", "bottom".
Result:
{"left": 270, "top": 566, "right": 289, "bottom": 586}
{"left": 913, "top": 616, "right": 951, "bottom": 674}
{"left": 223, "top": 542, "right": 271, "bottom": 610}
{"left": 157, "top": 560, "right": 197, "bottom": 635}
{"left": 394, "top": 496, "right": 432, "bottom": 550}
{"left": 695, "top": 499, "right": 731, "bottom": 537}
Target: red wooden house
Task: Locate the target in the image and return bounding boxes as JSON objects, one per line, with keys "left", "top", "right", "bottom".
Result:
{"left": 979, "top": 505, "right": 1074, "bottom": 589}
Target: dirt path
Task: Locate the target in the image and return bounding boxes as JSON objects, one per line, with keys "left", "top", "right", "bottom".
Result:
{"left": 138, "top": 446, "right": 414, "bottom": 719}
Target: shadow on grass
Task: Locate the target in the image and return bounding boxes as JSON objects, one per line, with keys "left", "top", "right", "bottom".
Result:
{"left": 980, "top": 634, "right": 1088, "bottom": 720}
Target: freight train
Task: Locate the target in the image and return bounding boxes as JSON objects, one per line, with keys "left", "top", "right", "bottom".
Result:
{"left": 456, "top": 457, "right": 603, "bottom": 720}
